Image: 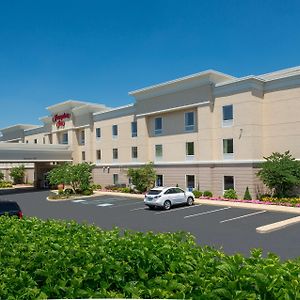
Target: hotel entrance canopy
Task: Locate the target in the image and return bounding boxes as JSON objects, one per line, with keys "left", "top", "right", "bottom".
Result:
{"left": 0, "top": 143, "right": 72, "bottom": 163}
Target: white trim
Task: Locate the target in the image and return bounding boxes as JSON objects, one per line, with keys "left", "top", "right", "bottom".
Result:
{"left": 136, "top": 101, "right": 209, "bottom": 117}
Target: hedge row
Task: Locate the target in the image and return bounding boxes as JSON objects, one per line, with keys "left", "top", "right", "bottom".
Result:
{"left": 0, "top": 217, "right": 300, "bottom": 299}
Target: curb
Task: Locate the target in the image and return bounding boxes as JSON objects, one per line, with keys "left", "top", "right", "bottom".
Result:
{"left": 194, "top": 199, "right": 300, "bottom": 214}
{"left": 256, "top": 216, "right": 300, "bottom": 233}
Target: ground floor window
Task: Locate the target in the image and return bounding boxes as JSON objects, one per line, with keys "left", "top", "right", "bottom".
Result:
{"left": 156, "top": 175, "right": 163, "bottom": 187}
{"left": 113, "top": 174, "right": 119, "bottom": 185}
{"left": 224, "top": 176, "right": 234, "bottom": 191}
{"left": 81, "top": 151, "right": 86, "bottom": 161}
{"left": 186, "top": 175, "right": 195, "bottom": 190}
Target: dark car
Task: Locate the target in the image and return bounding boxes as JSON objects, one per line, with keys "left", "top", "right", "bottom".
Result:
{"left": 0, "top": 201, "right": 23, "bottom": 219}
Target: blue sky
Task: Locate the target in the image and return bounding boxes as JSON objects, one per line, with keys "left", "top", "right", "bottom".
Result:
{"left": 0, "top": 0, "right": 300, "bottom": 128}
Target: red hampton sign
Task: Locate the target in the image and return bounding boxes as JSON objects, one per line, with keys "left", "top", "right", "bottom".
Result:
{"left": 52, "top": 113, "right": 71, "bottom": 129}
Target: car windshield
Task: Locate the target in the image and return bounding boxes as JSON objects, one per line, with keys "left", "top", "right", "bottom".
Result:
{"left": 147, "top": 190, "right": 162, "bottom": 195}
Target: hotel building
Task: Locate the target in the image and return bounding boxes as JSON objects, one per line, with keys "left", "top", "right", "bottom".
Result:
{"left": 1, "top": 66, "right": 300, "bottom": 198}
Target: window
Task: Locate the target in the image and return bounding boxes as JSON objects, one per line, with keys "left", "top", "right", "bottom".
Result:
{"left": 96, "top": 150, "right": 101, "bottom": 160}
{"left": 113, "top": 174, "right": 119, "bottom": 185}
{"left": 131, "top": 122, "right": 137, "bottom": 137}
{"left": 62, "top": 133, "right": 68, "bottom": 144}
{"left": 112, "top": 125, "right": 118, "bottom": 138}
{"left": 43, "top": 137, "right": 45, "bottom": 144}
{"left": 49, "top": 135, "right": 53, "bottom": 144}
{"left": 80, "top": 130, "right": 85, "bottom": 145}
{"left": 186, "top": 175, "right": 195, "bottom": 190}
{"left": 185, "top": 112, "right": 195, "bottom": 131}
{"left": 26, "top": 140, "right": 28, "bottom": 144}
{"left": 154, "top": 117, "right": 162, "bottom": 135}
{"left": 224, "top": 176, "right": 234, "bottom": 191}
{"left": 222, "top": 105, "right": 233, "bottom": 127}
{"left": 82, "top": 151, "right": 86, "bottom": 161}
{"left": 155, "top": 144, "right": 163, "bottom": 158}
{"left": 34, "top": 139, "right": 37, "bottom": 144}
{"left": 131, "top": 146, "right": 138, "bottom": 159}
{"left": 113, "top": 148, "right": 118, "bottom": 160}
{"left": 96, "top": 128, "right": 101, "bottom": 139}
{"left": 186, "top": 142, "right": 195, "bottom": 156}
{"left": 156, "top": 175, "right": 163, "bottom": 187}
{"left": 223, "top": 139, "right": 234, "bottom": 159}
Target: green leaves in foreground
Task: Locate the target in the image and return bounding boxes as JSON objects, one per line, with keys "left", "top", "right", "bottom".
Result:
{"left": 0, "top": 217, "right": 299, "bottom": 299}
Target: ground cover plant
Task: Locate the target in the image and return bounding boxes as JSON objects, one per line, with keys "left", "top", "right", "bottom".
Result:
{"left": 0, "top": 217, "right": 300, "bottom": 299}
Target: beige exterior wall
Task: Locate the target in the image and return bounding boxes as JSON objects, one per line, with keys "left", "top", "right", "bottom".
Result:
{"left": 1, "top": 67, "right": 300, "bottom": 196}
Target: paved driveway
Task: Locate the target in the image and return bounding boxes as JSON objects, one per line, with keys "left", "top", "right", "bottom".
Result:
{"left": 2, "top": 189, "right": 300, "bottom": 260}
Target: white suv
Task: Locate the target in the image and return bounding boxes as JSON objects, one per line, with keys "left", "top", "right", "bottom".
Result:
{"left": 144, "top": 186, "right": 195, "bottom": 210}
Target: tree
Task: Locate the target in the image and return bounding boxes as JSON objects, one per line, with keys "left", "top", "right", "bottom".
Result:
{"left": 10, "top": 165, "right": 25, "bottom": 184}
{"left": 243, "top": 186, "right": 252, "bottom": 200}
{"left": 127, "top": 162, "right": 156, "bottom": 193}
{"left": 257, "top": 151, "right": 300, "bottom": 197}
{"left": 47, "top": 163, "right": 94, "bottom": 193}
{"left": 0, "top": 171, "right": 4, "bottom": 182}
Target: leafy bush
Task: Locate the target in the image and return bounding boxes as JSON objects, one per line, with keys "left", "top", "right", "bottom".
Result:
{"left": 0, "top": 171, "right": 4, "bottom": 181}
{"left": 0, "top": 181, "right": 13, "bottom": 188}
{"left": 224, "top": 189, "right": 238, "bottom": 199}
{"left": 192, "top": 190, "right": 203, "bottom": 198}
{"left": 64, "top": 188, "right": 75, "bottom": 195}
{"left": 91, "top": 184, "right": 102, "bottom": 190}
{"left": 105, "top": 185, "right": 120, "bottom": 191}
{"left": 119, "top": 187, "right": 131, "bottom": 193}
{"left": 81, "top": 189, "right": 93, "bottom": 196}
{"left": 0, "top": 217, "right": 300, "bottom": 299}
{"left": 203, "top": 190, "right": 213, "bottom": 197}
{"left": 9, "top": 165, "right": 25, "bottom": 184}
{"left": 257, "top": 151, "right": 300, "bottom": 197}
{"left": 243, "top": 186, "right": 252, "bottom": 200}
{"left": 127, "top": 163, "right": 156, "bottom": 193}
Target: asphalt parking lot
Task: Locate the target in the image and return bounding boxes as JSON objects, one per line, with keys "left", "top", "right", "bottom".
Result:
{"left": 1, "top": 189, "right": 300, "bottom": 260}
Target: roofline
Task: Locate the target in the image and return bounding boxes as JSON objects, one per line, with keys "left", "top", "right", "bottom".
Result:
{"left": 0, "top": 124, "right": 40, "bottom": 132}
{"left": 128, "top": 69, "right": 235, "bottom": 96}
{"left": 93, "top": 103, "right": 134, "bottom": 116}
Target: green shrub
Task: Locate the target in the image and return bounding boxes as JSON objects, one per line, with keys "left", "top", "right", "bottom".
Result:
{"left": 0, "top": 181, "right": 13, "bottom": 188}
{"left": 9, "top": 165, "right": 25, "bottom": 184}
{"left": 0, "top": 217, "right": 300, "bottom": 299}
{"left": 224, "top": 189, "right": 238, "bottom": 199}
{"left": 58, "top": 189, "right": 64, "bottom": 195}
{"left": 243, "top": 186, "right": 252, "bottom": 200}
{"left": 203, "top": 190, "right": 213, "bottom": 197}
{"left": 64, "top": 188, "right": 74, "bottom": 195}
{"left": 81, "top": 189, "right": 93, "bottom": 196}
{"left": 261, "top": 196, "right": 300, "bottom": 206}
{"left": 119, "top": 187, "right": 131, "bottom": 193}
{"left": 192, "top": 190, "right": 203, "bottom": 198}
{"left": 91, "top": 184, "right": 102, "bottom": 190}
{"left": 0, "top": 171, "right": 4, "bottom": 181}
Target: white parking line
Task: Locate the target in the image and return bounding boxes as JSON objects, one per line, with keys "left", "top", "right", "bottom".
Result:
{"left": 184, "top": 207, "right": 231, "bottom": 219}
{"left": 72, "top": 199, "right": 85, "bottom": 203}
{"left": 155, "top": 205, "right": 201, "bottom": 215}
{"left": 130, "top": 207, "right": 148, "bottom": 211}
{"left": 97, "top": 203, "right": 114, "bottom": 207}
{"left": 220, "top": 210, "right": 267, "bottom": 223}
{"left": 108, "top": 201, "right": 143, "bottom": 208}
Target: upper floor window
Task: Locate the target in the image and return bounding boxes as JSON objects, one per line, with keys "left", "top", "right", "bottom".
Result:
{"left": 80, "top": 130, "right": 85, "bottom": 145}
{"left": 154, "top": 117, "right": 162, "bottom": 135}
{"left": 62, "top": 133, "right": 68, "bottom": 144}
{"left": 222, "top": 105, "right": 233, "bottom": 127}
{"left": 185, "top": 112, "right": 195, "bottom": 131}
{"left": 96, "top": 128, "right": 101, "bottom": 139}
{"left": 112, "top": 125, "right": 118, "bottom": 138}
{"left": 223, "top": 138, "right": 234, "bottom": 159}
{"left": 96, "top": 149, "right": 101, "bottom": 161}
{"left": 186, "top": 142, "right": 195, "bottom": 156}
{"left": 131, "top": 146, "right": 138, "bottom": 159}
{"left": 113, "top": 148, "right": 118, "bottom": 160}
{"left": 155, "top": 144, "right": 163, "bottom": 158}
{"left": 131, "top": 122, "right": 137, "bottom": 137}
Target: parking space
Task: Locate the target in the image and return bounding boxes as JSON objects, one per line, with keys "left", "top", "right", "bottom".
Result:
{"left": 4, "top": 190, "right": 300, "bottom": 260}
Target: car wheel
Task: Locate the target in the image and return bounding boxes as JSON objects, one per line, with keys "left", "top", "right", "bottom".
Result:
{"left": 187, "top": 197, "right": 194, "bottom": 206}
{"left": 163, "top": 200, "right": 171, "bottom": 210}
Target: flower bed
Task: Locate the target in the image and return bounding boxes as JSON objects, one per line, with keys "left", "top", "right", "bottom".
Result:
{"left": 200, "top": 196, "right": 300, "bottom": 207}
